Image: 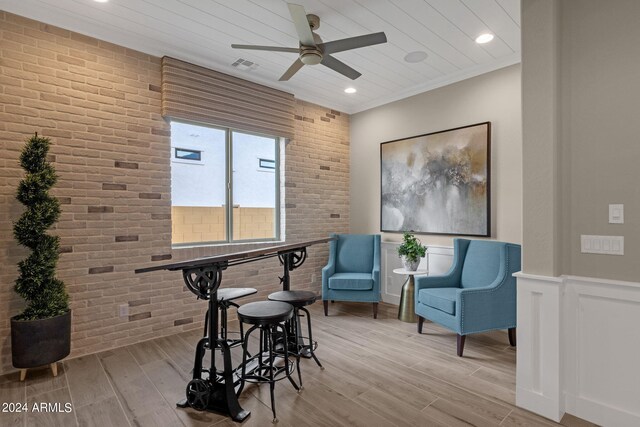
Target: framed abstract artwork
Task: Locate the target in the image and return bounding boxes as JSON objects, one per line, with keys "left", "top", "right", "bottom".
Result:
{"left": 380, "top": 122, "right": 491, "bottom": 236}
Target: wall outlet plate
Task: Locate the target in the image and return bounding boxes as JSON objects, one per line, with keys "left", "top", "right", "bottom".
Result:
{"left": 119, "top": 304, "right": 129, "bottom": 317}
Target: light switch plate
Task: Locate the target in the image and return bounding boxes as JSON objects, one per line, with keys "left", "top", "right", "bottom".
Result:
{"left": 609, "top": 204, "right": 624, "bottom": 224}
{"left": 581, "top": 235, "right": 624, "bottom": 255}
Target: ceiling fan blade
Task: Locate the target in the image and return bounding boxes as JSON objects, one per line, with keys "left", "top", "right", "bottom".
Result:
{"left": 279, "top": 59, "right": 305, "bottom": 81}
{"left": 287, "top": 3, "right": 316, "bottom": 46}
{"left": 231, "top": 44, "right": 299, "bottom": 53}
{"left": 319, "top": 32, "right": 388, "bottom": 54}
{"left": 321, "top": 55, "right": 361, "bottom": 80}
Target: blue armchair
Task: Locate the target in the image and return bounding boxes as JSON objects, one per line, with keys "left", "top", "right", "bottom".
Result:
{"left": 415, "top": 238, "right": 521, "bottom": 356}
{"left": 322, "top": 234, "right": 381, "bottom": 318}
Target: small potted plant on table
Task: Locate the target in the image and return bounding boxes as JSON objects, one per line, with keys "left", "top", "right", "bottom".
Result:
{"left": 11, "top": 133, "right": 71, "bottom": 381}
{"left": 397, "top": 232, "right": 426, "bottom": 271}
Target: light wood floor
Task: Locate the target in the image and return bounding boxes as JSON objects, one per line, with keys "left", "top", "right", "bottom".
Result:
{"left": 0, "top": 301, "right": 597, "bottom": 427}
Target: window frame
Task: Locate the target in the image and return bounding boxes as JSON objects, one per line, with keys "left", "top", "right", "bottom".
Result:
{"left": 174, "top": 147, "right": 202, "bottom": 161}
{"left": 170, "top": 120, "right": 281, "bottom": 248}
{"left": 258, "top": 158, "right": 276, "bottom": 170}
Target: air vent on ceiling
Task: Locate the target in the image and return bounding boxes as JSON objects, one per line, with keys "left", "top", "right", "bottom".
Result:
{"left": 231, "top": 58, "right": 259, "bottom": 71}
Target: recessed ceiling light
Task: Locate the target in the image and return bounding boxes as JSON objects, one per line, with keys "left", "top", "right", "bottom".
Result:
{"left": 475, "top": 33, "right": 494, "bottom": 44}
{"left": 93, "top": 0, "right": 109, "bottom": 2}
{"left": 344, "top": 87, "right": 356, "bottom": 94}
{"left": 404, "top": 51, "right": 428, "bottom": 63}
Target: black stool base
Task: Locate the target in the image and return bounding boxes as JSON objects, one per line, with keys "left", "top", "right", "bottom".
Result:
{"left": 238, "top": 301, "right": 298, "bottom": 422}
{"left": 267, "top": 291, "right": 323, "bottom": 369}
{"left": 176, "top": 398, "right": 250, "bottom": 422}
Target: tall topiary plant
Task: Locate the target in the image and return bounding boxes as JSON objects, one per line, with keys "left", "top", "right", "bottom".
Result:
{"left": 13, "top": 133, "right": 69, "bottom": 320}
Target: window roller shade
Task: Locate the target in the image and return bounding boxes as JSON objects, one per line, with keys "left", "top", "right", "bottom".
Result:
{"left": 161, "top": 56, "right": 295, "bottom": 140}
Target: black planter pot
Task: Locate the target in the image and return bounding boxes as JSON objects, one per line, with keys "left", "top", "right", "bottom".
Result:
{"left": 11, "top": 310, "right": 71, "bottom": 369}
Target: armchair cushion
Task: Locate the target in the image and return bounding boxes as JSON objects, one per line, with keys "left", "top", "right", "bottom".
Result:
{"left": 335, "top": 234, "right": 374, "bottom": 273}
{"left": 460, "top": 241, "right": 502, "bottom": 289}
{"left": 328, "top": 273, "right": 373, "bottom": 291}
{"left": 418, "top": 288, "right": 457, "bottom": 315}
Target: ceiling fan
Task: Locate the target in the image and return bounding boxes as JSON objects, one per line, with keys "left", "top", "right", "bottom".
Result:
{"left": 231, "top": 3, "right": 387, "bottom": 81}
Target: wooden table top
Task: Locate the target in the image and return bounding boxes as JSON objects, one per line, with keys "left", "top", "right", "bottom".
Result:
{"left": 135, "top": 237, "right": 335, "bottom": 274}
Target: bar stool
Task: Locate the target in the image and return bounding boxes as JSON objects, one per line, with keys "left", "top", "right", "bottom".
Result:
{"left": 237, "top": 301, "right": 300, "bottom": 423}
{"left": 267, "top": 290, "right": 324, "bottom": 383}
{"left": 216, "top": 287, "right": 257, "bottom": 346}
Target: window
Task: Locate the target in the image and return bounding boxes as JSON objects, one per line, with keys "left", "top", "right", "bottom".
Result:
{"left": 259, "top": 158, "right": 275, "bottom": 170}
{"left": 175, "top": 148, "right": 201, "bottom": 161}
{"left": 170, "top": 121, "right": 280, "bottom": 246}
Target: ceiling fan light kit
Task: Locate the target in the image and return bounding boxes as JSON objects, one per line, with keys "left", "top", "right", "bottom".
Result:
{"left": 300, "top": 47, "right": 323, "bottom": 65}
{"left": 231, "top": 3, "right": 387, "bottom": 81}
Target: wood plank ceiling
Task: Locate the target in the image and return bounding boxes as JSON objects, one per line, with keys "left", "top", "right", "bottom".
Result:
{"left": 0, "top": 0, "right": 520, "bottom": 113}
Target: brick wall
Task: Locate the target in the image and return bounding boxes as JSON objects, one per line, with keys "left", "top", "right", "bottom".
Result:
{"left": 0, "top": 12, "right": 350, "bottom": 375}
{"left": 171, "top": 206, "right": 276, "bottom": 243}
{"left": 172, "top": 206, "right": 227, "bottom": 243}
{"left": 232, "top": 207, "right": 276, "bottom": 241}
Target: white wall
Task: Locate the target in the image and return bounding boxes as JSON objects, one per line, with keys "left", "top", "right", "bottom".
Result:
{"left": 350, "top": 64, "right": 522, "bottom": 247}
{"left": 231, "top": 132, "right": 277, "bottom": 208}
{"left": 170, "top": 122, "right": 277, "bottom": 208}
{"left": 171, "top": 121, "right": 226, "bottom": 206}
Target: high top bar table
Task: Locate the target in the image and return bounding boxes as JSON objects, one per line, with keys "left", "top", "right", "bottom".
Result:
{"left": 135, "top": 237, "right": 333, "bottom": 422}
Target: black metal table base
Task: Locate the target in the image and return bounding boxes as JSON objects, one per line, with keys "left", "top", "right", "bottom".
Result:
{"left": 176, "top": 391, "right": 250, "bottom": 423}
{"left": 177, "top": 264, "right": 251, "bottom": 422}
{"left": 134, "top": 238, "right": 334, "bottom": 424}
{"left": 176, "top": 398, "right": 250, "bottom": 422}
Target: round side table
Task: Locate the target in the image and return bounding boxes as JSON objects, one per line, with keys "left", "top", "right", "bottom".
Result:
{"left": 393, "top": 268, "right": 428, "bottom": 323}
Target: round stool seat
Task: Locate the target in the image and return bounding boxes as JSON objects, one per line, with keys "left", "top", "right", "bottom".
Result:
{"left": 268, "top": 290, "right": 316, "bottom": 307}
{"left": 237, "top": 301, "right": 294, "bottom": 326}
{"left": 217, "top": 287, "right": 257, "bottom": 302}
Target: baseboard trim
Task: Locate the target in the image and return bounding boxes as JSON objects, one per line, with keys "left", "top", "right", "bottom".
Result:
{"left": 516, "top": 387, "right": 563, "bottom": 422}
{"left": 565, "top": 393, "right": 640, "bottom": 426}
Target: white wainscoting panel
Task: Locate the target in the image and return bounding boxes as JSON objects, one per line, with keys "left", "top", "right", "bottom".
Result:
{"left": 426, "top": 245, "right": 454, "bottom": 276}
{"left": 515, "top": 273, "right": 640, "bottom": 427}
{"left": 381, "top": 242, "right": 407, "bottom": 305}
{"left": 563, "top": 276, "right": 640, "bottom": 427}
{"left": 380, "top": 242, "right": 452, "bottom": 305}
{"left": 514, "top": 272, "right": 565, "bottom": 422}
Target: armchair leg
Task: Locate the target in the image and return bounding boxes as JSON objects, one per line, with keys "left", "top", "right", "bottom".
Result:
{"left": 372, "top": 303, "right": 378, "bottom": 319}
{"left": 457, "top": 334, "right": 466, "bottom": 357}
{"left": 323, "top": 300, "right": 328, "bottom": 316}
{"left": 508, "top": 327, "right": 516, "bottom": 346}
{"left": 417, "top": 316, "right": 424, "bottom": 334}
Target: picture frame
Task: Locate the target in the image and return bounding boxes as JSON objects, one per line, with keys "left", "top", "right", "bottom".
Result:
{"left": 380, "top": 122, "right": 491, "bottom": 237}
